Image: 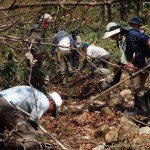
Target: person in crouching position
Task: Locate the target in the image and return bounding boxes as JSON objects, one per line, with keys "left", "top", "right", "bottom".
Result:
{"left": 80, "top": 43, "right": 111, "bottom": 78}
{"left": 0, "top": 85, "right": 62, "bottom": 149}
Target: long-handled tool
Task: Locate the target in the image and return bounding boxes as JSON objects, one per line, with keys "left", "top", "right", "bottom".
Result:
{"left": 88, "top": 64, "right": 150, "bottom": 104}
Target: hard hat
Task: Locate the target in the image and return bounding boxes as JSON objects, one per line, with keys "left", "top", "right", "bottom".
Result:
{"left": 39, "top": 13, "right": 52, "bottom": 23}
{"left": 48, "top": 92, "right": 62, "bottom": 117}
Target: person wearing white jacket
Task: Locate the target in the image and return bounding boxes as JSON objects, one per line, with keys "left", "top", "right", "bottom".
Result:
{"left": 0, "top": 85, "right": 62, "bottom": 130}
{"left": 80, "top": 43, "right": 110, "bottom": 75}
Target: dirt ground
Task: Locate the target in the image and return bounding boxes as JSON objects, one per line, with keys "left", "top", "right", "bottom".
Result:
{"left": 40, "top": 72, "right": 150, "bottom": 150}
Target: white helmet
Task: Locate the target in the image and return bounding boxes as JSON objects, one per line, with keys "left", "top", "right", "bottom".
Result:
{"left": 48, "top": 92, "right": 62, "bottom": 117}
{"left": 39, "top": 13, "right": 52, "bottom": 23}
{"left": 103, "top": 22, "right": 121, "bottom": 39}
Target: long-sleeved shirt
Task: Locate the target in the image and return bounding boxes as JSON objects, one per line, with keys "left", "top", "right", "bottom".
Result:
{"left": 0, "top": 85, "right": 49, "bottom": 120}
{"left": 124, "top": 29, "right": 149, "bottom": 68}
{"left": 51, "top": 30, "right": 77, "bottom": 56}
{"left": 86, "top": 45, "right": 109, "bottom": 59}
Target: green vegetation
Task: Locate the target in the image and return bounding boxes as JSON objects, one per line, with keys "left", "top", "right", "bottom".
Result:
{"left": 0, "top": 0, "right": 150, "bottom": 90}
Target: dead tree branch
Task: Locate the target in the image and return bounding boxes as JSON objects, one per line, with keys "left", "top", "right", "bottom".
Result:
{"left": 0, "top": 0, "right": 118, "bottom": 10}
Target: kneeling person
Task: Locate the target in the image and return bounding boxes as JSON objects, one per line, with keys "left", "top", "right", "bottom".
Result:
{"left": 0, "top": 85, "right": 63, "bottom": 131}
{"left": 80, "top": 43, "right": 111, "bottom": 76}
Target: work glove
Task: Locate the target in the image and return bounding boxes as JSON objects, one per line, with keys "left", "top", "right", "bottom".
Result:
{"left": 125, "top": 62, "right": 135, "bottom": 71}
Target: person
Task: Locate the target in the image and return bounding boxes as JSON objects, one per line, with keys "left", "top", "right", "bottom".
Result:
{"left": 25, "top": 13, "right": 53, "bottom": 89}
{"left": 0, "top": 85, "right": 62, "bottom": 149}
{"left": 71, "top": 29, "right": 82, "bottom": 70}
{"left": 128, "top": 16, "right": 145, "bottom": 33}
{"left": 51, "top": 26, "right": 77, "bottom": 84}
{"left": 103, "top": 22, "right": 150, "bottom": 91}
{"left": 0, "top": 85, "right": 63, "bottom": 131}
{"left": 80, "top": 43, "right": 111, "bottom": 77}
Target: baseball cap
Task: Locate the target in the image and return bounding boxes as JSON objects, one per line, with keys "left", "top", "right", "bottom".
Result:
{"left": 80, "top": 43, "right": 89, "bottom": 48}
{"left": 103, "top": 22, "right": 121, "bottom": 39}
{"left": 72, "top": 30, "right": 79, "bottom": 37}
{"left": 48, "top": 92, "right": 62, "bottom": 117}
{"left": 128, "top": 17, "right": 142, "bottom": 26}
{"left": 39, "top": 13, "right": 52, "bottom": 23}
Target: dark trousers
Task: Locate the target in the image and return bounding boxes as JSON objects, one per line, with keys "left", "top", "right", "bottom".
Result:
{"left": 71, "top": 50, "right": 80, "bottom": 70}
{"left": 91, "top": 54, "right": 110, "bottom": 72}
{"left": 110, "top": 63, "right": 124, "bottom": 85}
{"left": 0, "top": 97, "right": 41, "bottom": 150}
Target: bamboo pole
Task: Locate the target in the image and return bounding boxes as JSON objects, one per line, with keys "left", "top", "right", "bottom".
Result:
{"left": 88, "top": 64, "right": 150, "bottom": 103}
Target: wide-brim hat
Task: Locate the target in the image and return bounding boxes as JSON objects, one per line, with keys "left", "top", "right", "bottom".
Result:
{"left": 103, "top": 28, "right": 120, "bottom": 39}
{"left": 103, "top": 22, "right": 121, "bottom": 39}
{"left": 128, "top": 17, "right": 142, "bottom": 26}
{"left": 48, "top": 92, "right": 62, "bottom": 117}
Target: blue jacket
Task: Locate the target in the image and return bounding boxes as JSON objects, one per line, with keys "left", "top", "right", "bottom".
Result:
{"left": 51, "top": 30, "right": 77, "bottom": 56}
{"left": 123, "top": 29, "right": 149, "bottom": 68}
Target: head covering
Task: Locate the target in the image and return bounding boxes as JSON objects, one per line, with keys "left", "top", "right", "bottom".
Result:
{"left": 72, "top": 30, "right": 79, "bottom": 37}
{"left": 128, "top": 17, "right": 142, "bottom": 26}
{"left": 39, "top": 13, "right": 52, "bottom": 23}
{"left": 81, "top": 43, "right": 89, "bottom": 48}
{"left": 48, "top": 92, "right": 62, "bottom": 117}
{"left": 58, "top": 26, "right": 65, "bottom": 32}
{"left": 103, "top": 22, "right": 121, "bottom": 39}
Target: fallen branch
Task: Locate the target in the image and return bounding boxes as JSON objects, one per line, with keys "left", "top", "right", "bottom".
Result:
{"left": 0, "top": 0, "right": 117, "bottom": 10}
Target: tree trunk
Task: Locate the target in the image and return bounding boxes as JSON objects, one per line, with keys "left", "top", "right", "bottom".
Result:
{"left": 120, "top": 0, "right": 125, "bottom": 20}
{"left": 136, "top": 0, "right": 141, "bottom": 16}
{"left": 107, "top": 4, "right": 112, "bottom": 22}
{"left": 100, "top": 5, "right": 106, "bottom": 23}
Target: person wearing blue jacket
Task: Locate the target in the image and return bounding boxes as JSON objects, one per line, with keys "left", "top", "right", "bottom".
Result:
{"left": 103, "top": 22, "right": 150, "bottom": 90}
{"left": 51, "top": 27, "right": 77, "bottom": 84}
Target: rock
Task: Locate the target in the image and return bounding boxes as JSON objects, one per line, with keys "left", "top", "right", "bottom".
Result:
{"left": 99, "top": 80, "right": 109, "bottom": 91}
{"left": 101, "top": 107, "right": 112, "bottom": 116}
{"left": 120, "top": 89, "right": 132, "bottom": 98}
{"left": 109, "top": 94, "right": 124, "bottom": 107}
{"left": 93, "top": 100, "right": 106, "bottom": 107}
{"left": 98, "top": 75, "right": 113, "bottom": 91}
{"left": 95, "top": 68, "right": 111, "bottom": 76}
{"left": 93, "top": 144, "right": 105, "bottom": 150}
{"left": 120, "top": 73, "right": 131, "bottom": 89}
{"left": 135, "top": 127, "right": 150, "bottom": 147}
{"left": 105, "top": 75, "right": 113, "bottom": 84}
{"left": 105, "top": 126, "right": 118, "bottom": 142}
{"left": 139, "top": 126, "right": 150, "bottom": 135}
{"left": 88, "top": 100, "right": 106, "bottom": 112}
{"left": 95, "top": 125, "right": 109, "bottom": 138}
{"left": 118, "top": 116, "right": 138, "bottom": 140}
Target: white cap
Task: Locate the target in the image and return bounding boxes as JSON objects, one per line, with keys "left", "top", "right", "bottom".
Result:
{"left": 39, "top": 13, "right": 52, "bottom": 23}
{"left": 103, "top": 22, "right": 121, "bottom": 39}
{"left": 48, "top": 92, "right": 62, "bottom": 117}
